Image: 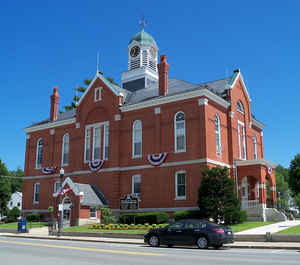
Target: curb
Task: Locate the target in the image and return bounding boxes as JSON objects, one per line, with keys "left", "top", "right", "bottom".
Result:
{"left": 2, "top": 234, "right": 300, "bottom": 250}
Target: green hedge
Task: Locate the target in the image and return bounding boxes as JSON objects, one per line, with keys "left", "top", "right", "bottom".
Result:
{"left": 173, "top": 210, "right": 202, "bottom": 221}
{"left": 119, "top": 212, "right": 169, "bottom": 224}
{"left": 26, "top": 213, "right": 43, "bottom": 222}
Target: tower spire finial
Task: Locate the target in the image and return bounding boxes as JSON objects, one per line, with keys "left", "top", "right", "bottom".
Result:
{"left": 139, "top": 15, "right": 147, "bottom": 29}
{"left": 96, "top": 51, "right": 100, "bottom": 74}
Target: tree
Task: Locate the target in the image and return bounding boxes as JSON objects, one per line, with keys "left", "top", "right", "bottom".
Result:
{"left": 0, "top": 159, "right": 11, "bottom": 216}
{"left": 275, "top": 165, "right": 290, "bottom": 210}
{"left": 197, "top": 166, "right": 246, "bottom": 225}
{"left": 9, "top": 167, "right": 24, "bottom": 193}
{"left": 288, "top": 154, "right": 300, "bottom": 196}
{"left": 99, "top": 207, "right": 116, "bottom": 224}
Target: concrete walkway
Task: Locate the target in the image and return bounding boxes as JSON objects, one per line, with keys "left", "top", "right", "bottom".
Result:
{"left": 236, "top": 220, "right": 300, "bottom": 235}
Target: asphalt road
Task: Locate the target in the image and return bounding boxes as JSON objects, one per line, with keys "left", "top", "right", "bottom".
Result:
{"left": 0, "top": 236, "right": 299, "bottom": 265}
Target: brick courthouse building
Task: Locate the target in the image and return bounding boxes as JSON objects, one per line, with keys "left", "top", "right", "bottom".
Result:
{"left": 23, "top": 29, "right": 283, "bottom": 226}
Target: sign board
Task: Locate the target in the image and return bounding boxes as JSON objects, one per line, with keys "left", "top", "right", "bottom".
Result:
{"left": 58, "top": 204, "right": 63, "bottom": 211}
{"left": 120, "top": 194, "right": 139, "bottom": 210}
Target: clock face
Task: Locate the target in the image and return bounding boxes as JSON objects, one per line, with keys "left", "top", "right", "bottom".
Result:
{"left": 130, "top": 46, "right": 140, "bottom": 57}
{"left": 150, "top": 47, "right": 156, "bottom": 58}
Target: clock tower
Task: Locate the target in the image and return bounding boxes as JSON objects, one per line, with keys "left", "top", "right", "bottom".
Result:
{"left": 121, "top": 29, "right": 159, "bottom": 92}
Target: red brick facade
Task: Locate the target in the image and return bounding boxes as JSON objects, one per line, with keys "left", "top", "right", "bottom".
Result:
{"left": 23, "top": 34, "right": 277, "bottom": 223}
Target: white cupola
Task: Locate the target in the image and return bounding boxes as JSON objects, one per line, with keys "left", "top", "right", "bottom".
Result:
{"left": 121, "top": 29, "right": 159, "bottom": 92}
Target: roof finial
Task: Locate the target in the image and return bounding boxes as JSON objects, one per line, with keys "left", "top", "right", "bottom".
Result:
{"left": 96, "top": 51, "right": 100, "bottom": 74}
{"left": 139, "top": 15, "right": 147, "bottom": 29}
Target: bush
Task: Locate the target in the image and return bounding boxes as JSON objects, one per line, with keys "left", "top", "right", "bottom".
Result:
{"left": 174, "top": 210, "right": 202, "bottom": 221}
{"left": 26, "top": 213, "right": 42, "bottom": 222}
{"left": 119, "top": 212, "right": 169, "bottom": 224}
{"left": 100, "top": 207, "right": 116, "bottom": 224}
{"left": 5, "top": 207, "right": 21, "bottom": 223}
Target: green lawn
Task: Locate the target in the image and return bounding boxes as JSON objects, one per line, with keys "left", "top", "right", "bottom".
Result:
{"left": 229, "top": 222, "right": 275, "bottom": 233}
{"left": 277, "top": 225, "right": 300, "bottom": 234}
{"left": 0, "top": 222, "right": 47, "bottom": 229}
{"left": 63, "top": 221, "right": 275, "bottom": 234}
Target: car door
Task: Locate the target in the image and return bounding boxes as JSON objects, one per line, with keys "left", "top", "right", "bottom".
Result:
{"left": 181, "top": 221, "right": 201, "bottom": 244}
{"left": 162, "top": 221, "right": 185, "bottom": 244}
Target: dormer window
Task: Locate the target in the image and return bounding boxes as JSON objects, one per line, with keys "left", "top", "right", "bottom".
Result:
{"left": 94, "top": 87, "right": 102, "bottom": 102}
{"left": 237, "top": 100, "right": 244, "bottom": 114}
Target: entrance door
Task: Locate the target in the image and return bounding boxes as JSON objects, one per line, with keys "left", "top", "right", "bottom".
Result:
{"left": 62, "top": 197, "right": 71, "bottom": 227}
{"left": 241, "top": 177, "right": 248, "bottom": 208}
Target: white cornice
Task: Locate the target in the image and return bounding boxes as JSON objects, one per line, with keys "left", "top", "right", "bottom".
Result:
{"left": 252, "top": 118, "right": 265, "bottom": 130}
{"left": 235, "top": 159, "right": 277, "bottom": 168}
{"left": 120, "top": 88, "right": 230, "bottom": 112}
{"left": 25, "top": 118, "right": 76, "bottom": 133}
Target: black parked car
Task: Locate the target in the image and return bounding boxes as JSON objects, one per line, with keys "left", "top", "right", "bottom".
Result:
{"left": 144, "top": 219, "right": 234, "bottom": 249}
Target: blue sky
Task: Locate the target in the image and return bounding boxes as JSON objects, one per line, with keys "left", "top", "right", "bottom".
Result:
{"left": 1, "top": 0, "right": 299, "bottom": 171}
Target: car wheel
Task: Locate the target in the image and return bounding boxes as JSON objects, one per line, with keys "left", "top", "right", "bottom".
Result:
{"left": 197, "top": 236, "right": 208, "bottom": 249}
{"left": 213, "top": 244, "right": 223, "bottom": 249}
{"left": 149, "top": 235, "right": 160, "bottom": 247}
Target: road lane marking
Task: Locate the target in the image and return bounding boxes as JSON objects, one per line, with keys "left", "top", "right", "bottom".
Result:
{"left": 0, "top": 239, "right": 164, "bottom": 257}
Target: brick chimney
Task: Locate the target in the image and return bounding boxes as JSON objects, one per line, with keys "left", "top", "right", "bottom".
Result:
{"left": 157, "top": 55, "right": 170, "bottom": 96}
{"left": 50, "top": 87, "right": 60, "bottom": 121}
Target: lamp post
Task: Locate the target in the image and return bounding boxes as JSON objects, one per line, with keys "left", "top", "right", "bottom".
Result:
{"left": 57, "top": 168, "right": 64, "bottom": 237}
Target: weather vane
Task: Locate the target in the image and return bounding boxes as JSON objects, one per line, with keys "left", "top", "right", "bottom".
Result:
{"left": 139, "top": 16, "right": 147, "bottom": 29}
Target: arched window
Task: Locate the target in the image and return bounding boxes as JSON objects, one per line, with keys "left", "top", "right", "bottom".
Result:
{"left": 132, "top": 120, "right": 142, "bottom": 158}
{"left": 237, "top": 100, "right": 244, "bottom": 114}
{"left": 253, "top": 136, "right": 257, "bottom": 160}
{"left": 62, "top": 133, "right": 69, "bottom": 166}
{"left": 36, "top": 138, "right": 43, "bottom": 169}
{"left": 215, "top": 115, "right": 222, "bottom": 155}
{"left": 174, "top": 112, "right": 186, "bottom": 152}
{"left": 94, "top": 87, "right": 102, "bottom": 102}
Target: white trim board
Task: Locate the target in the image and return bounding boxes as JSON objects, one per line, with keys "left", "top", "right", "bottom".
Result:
{"left": 23, "top": 158, "right": 232, "bottom": 180}
{"left": 25, "top": 118, "right": 76, "bottom": 133}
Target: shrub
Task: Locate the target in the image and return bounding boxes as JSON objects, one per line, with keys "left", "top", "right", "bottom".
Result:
{"left": 5, "top": 207, "right": 21, "bottom": 223}
{"left": 174, "top": 210, "right": 202, "bottom": 221}
{"left": 26, "top": 213, "right": 42, "bottom": 222}
{"left": 119, "top": 212, "right": 169, "bottom": 224}
{"left": 100, "top": 207, "right": 116, "bottom": 224}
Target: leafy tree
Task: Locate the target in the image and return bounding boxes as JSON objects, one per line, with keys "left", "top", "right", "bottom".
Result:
{"left": 288, "top": 154, "right": 300, "bottom": 196}
{"left": 197, "top": 166, "right": 246, "bottom": 225}
{"left": 275, "top": 165, "right": 290, "bottom": 210}
{"left": 0, "top": 159, "right": 11, "bottom": 216}
{"left": 9, "top": 167, "right": 24, "bottom": 193}
{"left": 99, "top": 207, "right": 116, "bottom": 224}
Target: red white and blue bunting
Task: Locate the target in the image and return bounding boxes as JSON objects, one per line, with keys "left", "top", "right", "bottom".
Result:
{"left": 147, "top": 152, "right": 167, "bottom": 166}
{"left": 42, "top": 166, "right": 57, "bottom": 174}
{"left": 58, "top": 187, "right": 72, "bottom": 196}
{"left": 89, "top": 160, "right": 104, "bottom": 171}
{"left": 266, "top": 166, "right": 273, "bottom": 174}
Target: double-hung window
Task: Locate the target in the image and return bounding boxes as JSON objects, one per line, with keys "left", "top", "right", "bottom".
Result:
{"left": 33, "top": 183, "right": 40, "bottom": 203}
{"left": 36, "top": 138, "right": 43, "bottom": 169}
{"left": 90, "top": 207, "right": 97, "bottom": 218}
{"left": 238, "top": 121, "right": 247, "bottom": 160}
{"left": 62, "top": 133, "right": 69, "bottom": 166}
{"left": 215, "top": 115, "right": 222, "bottom": 155}
{"left": 132, "top": 174, "right": 141, "bottom": 199}
{"left": 54, "top": 181, "right": 61, "bottom": 193}
{"left": 175, "top": 171, "right": 186, "bottom": 200}
{"left": 174, "top": 112, "right": 186, "bottom": 152}
{"left": 84, "top": 122, "right": 109, "bottom": 162}
{"left": 253, "top": 136, "right": 257, "bottom": 159}
{"left": 132, "top": 120, "right": 142, "bottom": 158}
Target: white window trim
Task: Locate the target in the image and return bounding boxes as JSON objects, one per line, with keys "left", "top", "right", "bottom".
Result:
{"left": 33, "top": 183, "right": 40, "bottom": 204}
{"left": 215, "top": 114, "right": 222, "bottom": 155}
{"left": 174, "top": 111, "right": 186, "bottom": 153}
{"left": 132, "top": 120, "right": 142, "bottom": 158}
{"left": 237, "top": 100, "right": 245, "bottom": 114}
{"left": 94, "top": 87, "right": 102, "bottom": 102}
{"left": 90, "top": 207, "right": 97, "bottom": 219}
{"left": 92, "top": 126, "right": 101, "bottom": 161}
{"left": 35, "top": 138, "right": 43, "bottom": 169}
{"left": 103, "top": 124, "right": 109, "bottom": 160}
{"left": 131, "top": 174, "right": 141, "bottom": 199}
{"left": 253, "top": 136, "right": 258, "bottom": 160}
{"left": 84, "top": 128, "right": 91, "bottom": 163}
{"left": 238, "top": 120, "right": 247, "bottom": 160}
{"left": 61, "top": 133, "right": 69, "bottom": 166}
{"left": 54, "top": 181, "right": 61, "bottom": 193}
{"left": 175, "top": 171, "right": 186, "bottom": 200}
{"left": 84, "top": 122, "right": 109, "bottom": 163}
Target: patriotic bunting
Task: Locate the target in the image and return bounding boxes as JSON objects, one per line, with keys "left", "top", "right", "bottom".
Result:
{"left": 42, "top": 166, "right": 57, "bottom": 174}
{"left": 147, "top": 152, "right": 167, "bottom": 166}
{"left": 265, "top": 166, "right": 273, "bottom": 174}
{"left": 89, "top": 160, "right": 104, "bottom": 171}
{"left": 58, "top": 187, "right": 72, "bottom": 195}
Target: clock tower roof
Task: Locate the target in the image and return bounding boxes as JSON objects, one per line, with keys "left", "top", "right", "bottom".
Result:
{"left": 129, "top": 29, "right": 157, "bottom": 46}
